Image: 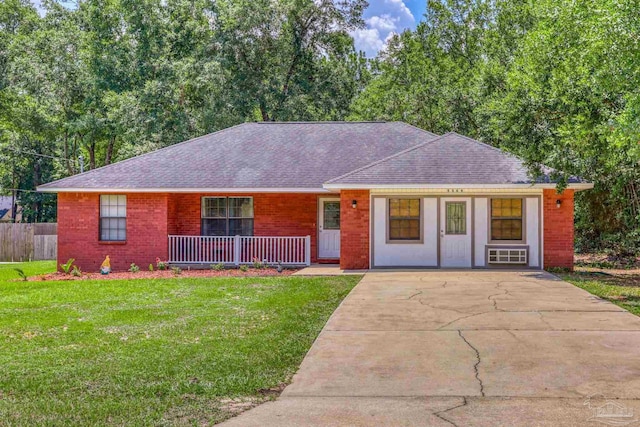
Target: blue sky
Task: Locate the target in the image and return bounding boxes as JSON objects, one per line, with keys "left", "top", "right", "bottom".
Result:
{"left": 32, "top": 0, "right": 426, "bottom": 58}
{"left": 353, "top": 0, "right": 427, "bottom": 57}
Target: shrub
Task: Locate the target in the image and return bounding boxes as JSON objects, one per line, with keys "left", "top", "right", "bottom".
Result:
{"left": 71, "top": 266, "right": 82, "bottom": 277}
{"left": 171, "top": 267, "right": 182, "bottom": 276}
{"left": 239, "top": 265, "right": 249, "bottom": 272}
{"left": 156, "top": 258, "right": 167, "bottom": 270}
{"left": 60, "top": 258, "right": 75, "bottom": 274}
{"left": 252, "top": 258, "right": 266, "bottom": 269}
{"left": 149, "top": 264, "right": 154, "bottom": 271}
{"left": 211, "top": 263, "right": 225, "bottom": 271}
{"left": 129, "top": 263, "right": 140, "bottom": 273}
{"left": 14, "top": 268, "right": 27, "bottom": 281}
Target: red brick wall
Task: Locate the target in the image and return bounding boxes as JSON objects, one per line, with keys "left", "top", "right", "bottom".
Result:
{"left": 543, "top": 189, "right": 575, "bottom": 270}
{"left": 58, "top": 192, "right": 324, "bottom": 271}
{"left": 169, "top": 193, "right": 322, "bottom": 262}
{"left": 57, "top": 192, "right": 169, "bottom": 272}
{"left": 340, "top": 190, "right": 370, "bottom": 270}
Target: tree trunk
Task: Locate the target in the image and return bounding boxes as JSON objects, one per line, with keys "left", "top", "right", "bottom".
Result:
{"left": 88, "top": 143, "right": 96, "bottom": 170}
{"left": 105, "top": 136, "right": 115, "bottom": 165}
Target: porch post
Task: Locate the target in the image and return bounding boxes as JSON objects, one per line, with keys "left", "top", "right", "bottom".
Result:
{"left": 233, "top": 235, "right": 241, "bottom": 266}
{"left": 305, "top": 235, "right": 311, "bottom": 266}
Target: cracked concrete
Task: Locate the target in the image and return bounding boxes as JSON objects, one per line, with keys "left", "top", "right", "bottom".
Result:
{"left": 220, "top": 271, "right": 640, "bottom": 426}
{"left": 457, "top": 330, "right": 485, "bottom": 397}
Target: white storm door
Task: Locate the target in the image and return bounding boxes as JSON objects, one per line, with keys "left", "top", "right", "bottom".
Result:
{"left": 318, "top": 198, "right": 340, "bottom": 258}
{"left": 440, "top": 197, "right": 472, "bottom": 268}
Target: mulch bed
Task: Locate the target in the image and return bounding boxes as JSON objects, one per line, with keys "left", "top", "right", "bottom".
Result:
{"left": 29, "top": 268, "right": 297, "bottom": 282}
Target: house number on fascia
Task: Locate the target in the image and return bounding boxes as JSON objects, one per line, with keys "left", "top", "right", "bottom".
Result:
{"left": 447, "top": 189, "right": 464, "bottom": 193}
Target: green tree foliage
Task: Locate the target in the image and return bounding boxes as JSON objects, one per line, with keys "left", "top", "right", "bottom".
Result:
{"left": 0, "top": 0, "right": 369, "bottom": 222}
{"left": 351, "top": 0, "right": 640, "bottom": 257}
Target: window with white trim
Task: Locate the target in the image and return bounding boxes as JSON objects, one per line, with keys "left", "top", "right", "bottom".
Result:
{"left": 201, "top": 197, "right": 254, "bottom": 236}
{"left": 100, "top": 195, "right": 126, "bottom": 241}
{"left": 491, "top": 198, "right": 523, "bottom": 241}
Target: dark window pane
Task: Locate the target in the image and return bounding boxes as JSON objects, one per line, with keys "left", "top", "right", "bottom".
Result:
{"left": 202, "top": 219, "right": 227, "bottom": 236}
{"left": 229, "top": 219, "right": 254, "bottom": 236}
{"left": 323, "top": 202, "right": 340, "bottom": 229}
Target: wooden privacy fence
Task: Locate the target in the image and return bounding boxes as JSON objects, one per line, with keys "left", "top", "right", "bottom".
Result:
{"left": 0, "top": 223, "right": 57, "bottom": 262}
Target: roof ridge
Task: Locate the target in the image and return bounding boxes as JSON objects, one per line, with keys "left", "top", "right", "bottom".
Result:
{"left": 256, "top": 121, "right": 387, "bottom": 124}
{"left": 393, "top": 121, "right": 440, "bottom": 139}
{"left": 325, "top": 131, "right": 450, "bottom": 184}
{"left": 38, "top": 122, "right": 251, "bottom": 189}
{"left": 447, "top": 131, "right": 520, "bottom": 160}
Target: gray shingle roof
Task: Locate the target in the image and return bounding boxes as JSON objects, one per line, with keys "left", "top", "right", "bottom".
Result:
{"left": 38, "top": 124, "right": 587, "bottom": 192}
{"left": 38, "top": 122, "right": 439, "bottom": 191}
{"left": 325, "top": 132, "right": 583, "bottom": 186}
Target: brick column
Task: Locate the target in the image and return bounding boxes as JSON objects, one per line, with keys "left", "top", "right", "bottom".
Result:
{"left": 543, "top": 189, "right": 575, "bottom": 270}
{"left": 340, "top": 190, "right": 370, "bottom": 270}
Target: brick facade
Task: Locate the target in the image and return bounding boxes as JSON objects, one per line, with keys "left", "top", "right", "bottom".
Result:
{"left": 58, "top": 192, "right": 323, "bottom": 272}
{"left": 339, "top": 190, "right": 370, "bottom": 270}
{"left": 58, "top": 192, "right": 170, "bottom": 272}
{"left": 58, "top": 188, "right": 576, "bottom": 272}
{"left": 543, "top": 189, "right": 575, "bottom": 270}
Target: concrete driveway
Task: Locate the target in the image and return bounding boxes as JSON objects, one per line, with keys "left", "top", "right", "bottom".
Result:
{"left": 221, "top": 271, "right": 640, "bottom": 426}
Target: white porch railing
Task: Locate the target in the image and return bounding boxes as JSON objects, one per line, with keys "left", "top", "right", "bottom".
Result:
{"left": 168, "top": 235, "right": 311, "bottom": 266}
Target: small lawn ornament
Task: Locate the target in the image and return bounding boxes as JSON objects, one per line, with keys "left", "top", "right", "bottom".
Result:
{"left": 101, "top": 255, "right": 111, "bottom": 275}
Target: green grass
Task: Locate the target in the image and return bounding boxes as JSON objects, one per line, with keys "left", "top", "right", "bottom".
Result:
{"left": 561, "top": 273, "right": 640, "bottom": 316}
{"left": 0, "top": 262, "right": 360, "bottom": 426}
{"left": 0, "top": 260, "right": 56, "bottom": 281}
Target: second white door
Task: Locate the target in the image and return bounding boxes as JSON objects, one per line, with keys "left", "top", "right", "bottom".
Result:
{"left": 440, "top": 197, "right": 472, "bottom": 268}
{"left": 318, "top": 198, "right": 340, "bottom": 259}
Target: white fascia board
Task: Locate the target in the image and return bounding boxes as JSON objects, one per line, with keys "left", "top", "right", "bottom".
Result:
{"left": 36, "top": 187, "right": 332, "bottom": 194}
{"left": 323, "top": 183, "right": 594, "bottom": 191}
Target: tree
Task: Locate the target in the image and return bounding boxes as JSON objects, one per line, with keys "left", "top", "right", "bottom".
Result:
{"left": 214, "top": 0, "right": 368, "bottom": 121}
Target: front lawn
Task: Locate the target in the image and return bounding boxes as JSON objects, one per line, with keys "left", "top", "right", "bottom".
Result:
{"left": 561, "top": 272, "right": 640, "bottom": 316}
{"left": 0, "top": 262, "right": 360, "bottom": 425}
{"left": 0, "top": 260, "right": 56, "bottom": 281}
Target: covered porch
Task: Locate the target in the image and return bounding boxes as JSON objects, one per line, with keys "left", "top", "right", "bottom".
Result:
{"left": 168, "top": 235, "right": 311, "bottom": 267}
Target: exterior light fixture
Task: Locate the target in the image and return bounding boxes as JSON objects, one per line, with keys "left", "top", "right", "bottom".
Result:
{"left": 352, "top": 200, "right": 357, "bottom": 209}
{"left": 556, "top": 199, "right": 562, "bottom": 208}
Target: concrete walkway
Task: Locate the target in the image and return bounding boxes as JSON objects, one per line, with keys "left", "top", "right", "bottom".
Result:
{"left": 221, "top": 271, "right": 640, "bottom": 426}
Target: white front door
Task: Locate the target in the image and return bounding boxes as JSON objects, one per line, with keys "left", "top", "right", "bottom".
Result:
{"left": 440, "top": 197, "right": 472, "bottom": 268}
{"left": 318, "top": 198, "right": 340, "bottom": 259}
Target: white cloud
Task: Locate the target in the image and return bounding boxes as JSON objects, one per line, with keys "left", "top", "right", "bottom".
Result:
{"left": 366, "top": 15, "right": 398, "bottom": 32}
{"left": 352, "top": 28, "right": 386, "bottom": 56}
{"left": 352, "top": 0, "right": 416, "bottom": 57}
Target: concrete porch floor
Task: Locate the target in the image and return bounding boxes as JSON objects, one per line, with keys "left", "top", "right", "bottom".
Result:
{"left": 292, "top": 264, "right": 367, "bottom": 276}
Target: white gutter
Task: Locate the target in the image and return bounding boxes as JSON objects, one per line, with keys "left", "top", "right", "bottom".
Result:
{"left": 36, "top": 187, "right": 332, "bottom": 194}
{"left": 322, "top": 183, "right": 594, "bottom": 191}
